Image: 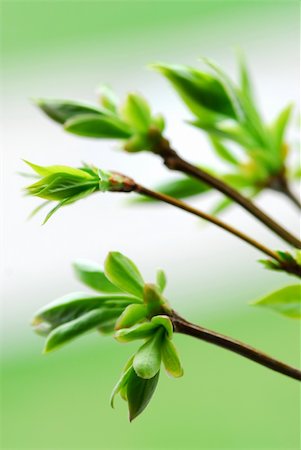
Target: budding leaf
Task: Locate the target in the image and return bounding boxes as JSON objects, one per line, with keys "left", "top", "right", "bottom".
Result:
{"left": 105, "top": 252, "right": 145, "bottom": 298}
{"left": 32, "top": 292, "right": 135, "bottom": 333}
{"left": 115, "top": 322, "right": 156, "bottom": 343}
{"left": 73, "top": 259, "right": 122, "bottom": 293}
{"left": 64, "top": 114, "right": 132, "bottom": 138}
{"left": 97, "top": 85, "right": 119, "bottom": 113}
{"left": 133, "top": 329, "right": 163, "bottom": 379}
{"left": 151, "top": 315, "right": 173, "bottom": 339}
{"left": 44, "top": 308, "right": 122, "bottom": 352}
{"left": 162, "top": 338, "right": 183, "bottom": 378}
{"left": 252, "top": 284, "right": 301, "bottom": 319}
{"left": 115, "top": 304, "right": 147, "bottom": 330}
{"left": 156, "top": 269, "right": 167, "bottom": 293}
{"left": 34, "top": 98, "right": 105, "bottom": 124}
{"left": 110, "top": 364, "right": 133, "bottom": 408}
{"left": 121, "top": 93, "right": 152, "bottom": 132}
{"left": 152, "top": 63, "right": 236, "bottom": 120}
{"left": 127, "top": 368, "right": 159, "bottom": 421}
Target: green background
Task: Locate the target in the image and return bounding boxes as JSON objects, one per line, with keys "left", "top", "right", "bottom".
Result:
{"left": 2, "top": 1, "right": 300, "bottom": 449}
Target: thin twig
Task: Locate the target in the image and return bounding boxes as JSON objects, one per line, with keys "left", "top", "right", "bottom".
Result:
{"left": 171, "top": 313, "right": 301, "bottom": 381}
{"left": 135, "top": 184, "right": 281, "bottom": 262}
{"left": 151, "top": 135, "right": 301, "bottom": 249}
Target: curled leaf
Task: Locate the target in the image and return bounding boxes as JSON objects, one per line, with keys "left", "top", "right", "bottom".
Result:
{"left": 115, "top": 304, "right": 147, "bottom": 330}
{"left": 133, "top": 329, "right": 163, "bottom": 379}
{"left": 162, "top": 338, "right": 183, "bottom": 378}
{"left": 127, "top": 368, "right": 159, "bottom": 421}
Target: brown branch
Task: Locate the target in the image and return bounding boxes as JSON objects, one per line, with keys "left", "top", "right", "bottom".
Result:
{"left": 151, "top": 135, "right": 301, "bottom": 249}
{"left": 135, "top": 184, "right": 281, "bottom": 262}
{"left": 171, "top": 313, "right": 301, "bottom": 381}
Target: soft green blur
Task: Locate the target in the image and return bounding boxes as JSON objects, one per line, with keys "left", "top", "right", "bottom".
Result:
{"left": 2, "top": 1, "right": 300, "bottom": 449}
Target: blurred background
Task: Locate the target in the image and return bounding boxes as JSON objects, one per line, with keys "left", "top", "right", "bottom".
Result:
{"left": 1, "top": 1, "right": 300, "bottom": 449}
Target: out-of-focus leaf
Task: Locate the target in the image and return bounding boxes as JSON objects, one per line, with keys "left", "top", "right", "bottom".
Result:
{"left": 270, "top": 104, "right": 293, "bottom": 153}
{"left": 34, "top": 98, "right": 105, "bottom": 124}
{"left": 156, "top": 269, "right": 167, "bottom": 293}
{"left": 33, "top": 292, "right": 135, "bottom": 332}
{"left": 135, "top": 176, "right": 210, "bottom": 202}
{"left": 252, "top": 284, "right": 301, "bottom": 318}
{"left": 115, "top": 304, "right": 147, "bottom": 330}
{"left": 237, "top": 51, "right": 254, "bottom": 102}
{"left": 209, "top": 197, "right": 233, "bottom": 216}
{"left": 44, "top": 308, "right": 122, "bottom": 352}
{"left": 64, "top": 114, "right": 132, "bottom": 138}
{"left": 96, "top": 85, "right": 119, "bottom": 113}
{"left": 210, "top": 137, "right": 239, "bottom": 166}
{"left": 121, "top": 93, "right": 152, "bottom": 132}
{"left": 73, "top": 259, "right": 122, "bottom": 293}
{"left": 133, "top": 329, "right": 163, "bottom": 379}
{"left": 162, "top": 338, "right": 183, "bottom": 378}
{"left": 105, "top": 252, "right": 145, "bottom": 298}
{"left": 152, "top": 63, "right": 236, "bottom": 120}
{"left": 127, "top": 368, "right": 160, "bottom": 421}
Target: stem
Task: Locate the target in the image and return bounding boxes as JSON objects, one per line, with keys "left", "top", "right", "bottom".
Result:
{"left": 136, "top": 184, "right": 281, "bottom": 262}
{"left": 171, "top": 314, "right": 301, "bottom": 381}
{"left": 280, "top": 185, "right": 301, "bottom": 209}
{"left": 153, "top": 137, "right": 301, "bottom": 249}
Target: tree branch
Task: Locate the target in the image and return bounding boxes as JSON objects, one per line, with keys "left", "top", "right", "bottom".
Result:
{"left": 151, "top": 135, "right": 301, "bottom": 249}
{"left": 171, "top": 313, "right": 301, "bottom": 381}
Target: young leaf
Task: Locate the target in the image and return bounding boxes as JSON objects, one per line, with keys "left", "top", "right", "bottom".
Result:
{"left": 151, "top": 315, "right": 173, "bottom": 339}
{"left": 115, "top": 304, "right": 147, "bottom": 330}
{"left": 161, "top": 338, "right": 183, "bottom": 378}
{"left": 110, "top": 364, "right": 133, "bottom": 408}
{"left": 97, "top": 85, "right": 119, "bottom": 113}
{"left": 73, "top": 259, "right": 122, "bottom": 293}
{"left": 152, "top": 63, "right": 236, "bottom": 120}
{"left": 64, "top": 114, "right": 132, "bottom": 138}
{"left": 252, "top": 284, "right": 301, "bottom": 318}
{"left": 209, "top": 136, "right": 239, "bottom": 166}
{"left": 33, "top": 292, "right": 134, "bottom": 331}
{"left": 143, "top": 283, "right": 165, "bottom": 316}
{"left": 156, "top": 269, "right": 167, "bottom": 293}
{"left": 120, "top": 93, "right": 152, "bottom": 132}
{"left": 270, "top": 104, "right": 293, "bottom": 153}
{"left": 114, "top": 322, "right": 156, "bottom": 343}
{"left": 127, "top": 368, "right": 160, "bottom": 421}
{"left": 152, "top": 176, "right": 210, "bottom": 200}
{"left": 133, "top": 329, "right": 163, "bottom": 379}
{"left": 44, "top": 308, "right": 122, "bottom": 352}
{"left": 105, "top": 252, "right": 144, "bottom": 298}
{"left": 34, "top": 98, "right": 105, "bottom": 124}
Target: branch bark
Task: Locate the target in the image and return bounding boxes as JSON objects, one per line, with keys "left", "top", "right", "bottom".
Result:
{"left": 171, "top": 313, "right": 301, "bottom": 381}
{"left": 152, "top": 136, "right": 301, "bottom": 249}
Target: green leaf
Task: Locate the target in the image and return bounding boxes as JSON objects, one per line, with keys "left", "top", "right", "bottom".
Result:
{"left": 110, "top": 363, "right": 133, "bottom": 408}
{"left": 152, "top": 63, "right": 236, "bottom": 120}
{"left": 34, "top": 98, "right": 106, "bottom": 124}
{"left": 252, "top": 284, "right": 301, "bottom": 318}
{"left": 133, "top": 329, "right": 163, "bottom": 379}
{"left": 237, "top": 51, "right": 254, "bottom": 102}
{"left": 44, "top": 308, "right": 122, "bottom": 352}
{"left": 209, "top": 197, "right": 233, "bottom": 216}
{"left": 26, "top": 172, "right": 98, "bottom": 202}
{"left": 161, "top": 338, "right": 183, "bottom": 378}
{"left": 270, "top": 104, "right": 293, "bottom": 153}
{"left": 127, "top": 368, "right": 160, "bottom": 421}
{"left": 105, "top": 252, "right": 144, "bottom": 298}
{"left": 33, "top": 292, "right": 135, "bottom": 332}
{"left": 151, "top": 315, "right": 173, "bottom": 339}
{"left": 115, "top": 304, "right": 147, "bottom": 330}
{"left": 121, "top": 93, "right": 152, "bottom": 132}
{"left": 156, "top": 269, "right": 167, "bottom": 293}
{"left": 143, "top": 284, "right": 165, "bottom": 316}
{"left": 209, "top": 136, "right": 239, "bottom": 166}
{"left": 64, "top": 114, "right": 132, "bottom": 138}
{"left": 97, "top": 85, "right": 119, "bottom": 113}
{"left": 152, "top": 176, "right": 210, "bottom": 200}
{"left": 73, "top": 259, "right": 122, "bottom": 293}
{"left": 114, "top": 322, "right": 156, "bottom": 343}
